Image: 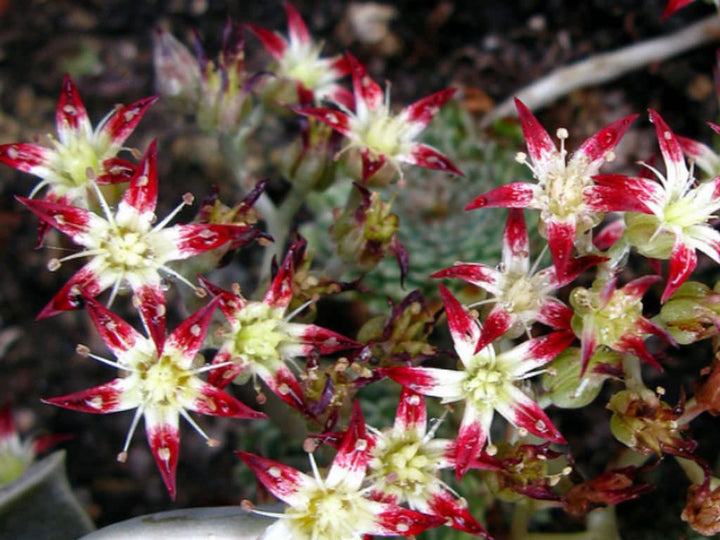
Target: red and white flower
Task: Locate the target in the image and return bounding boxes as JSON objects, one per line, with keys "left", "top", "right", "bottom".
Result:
{"left": 43, "top": 296, "right": 265, "bottom": 499}
{"left": 365, "top": 388, "right": 489, "bottom": 536}
{"left": 298, "top": 53, "right": 462, "bottom": 182}
{"left": 203, "top": 242, "right": 359, "bottom": 411}
{"left": 247, "top": 2, "right": 351, "bottom": 106}
{"left": 238, "top": 401, "right": 443, "bottom": 540}
{"left": 381, "top": 285, "right": 571, "bottom": 477}
{"left": 0, "top": 75, "right": 157, "bottom": 207}
{"left": 433, "top": 208, "right": 601, "bottom": 351}
{"left": 592, "top": 111, "right": 720, "bottom": 302}
{"left": 466, "top": 98, "right": 637, "bottom": 278}
{"left": 17, "top": 141, "right": 261, "bottom": 345}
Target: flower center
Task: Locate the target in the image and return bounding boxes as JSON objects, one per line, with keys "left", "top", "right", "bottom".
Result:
{"left": 137, "top": 354, "right": 194, "bottom": 408}
{"left": 501, "top": 273, "right": 543, "bottom": 316}
{"left": 367, "top": 433, "right": 438, "bottom": 499}
{"left": 231, "top": 303, "right": 287, "bottom": 366}
{"left": 53, "top": 135, "right": 102, "bottom": 189}
{"left": 463, "top": 352, "right": 506, "bottom": 406}
{"left": 102, "top": 227, "right": 153, "bottom": 271}
{"left": 538, "top": 154, "right": 588, "bottom": 222}
{"left": 282, "top": 44, "right": 328, "bottom": 90}
{"left": 571, "top": 287, "right": 643, "bottom": 348}
{"left": 354, "top": 109, "right": 405, "bottom": 158}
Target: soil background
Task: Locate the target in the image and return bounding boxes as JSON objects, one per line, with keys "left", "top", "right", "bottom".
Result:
{"left": 0, "top": 1, "right": 718, "bottom": 538}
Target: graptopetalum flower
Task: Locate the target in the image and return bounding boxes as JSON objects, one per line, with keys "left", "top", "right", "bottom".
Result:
{"left": 569, "top": 275, "right": 675, "bottom": 373}
{"left": 590, "top": 111, "right": 720, "bottom": 302}
{"left": 365, "top": 387, "right": 489, "bottom": 536}
{"left": 381, "top": 285, "right": 571, "bottom": 477}
{"left": 0, "top": 75, "right": 157, "bottom": 207}
{"left": 466, "top": 98, "right": 637, "bottom": 278}
{"left": 433, "top": 208, "right": 602, "bottom": 352}
{"left": 238, "top": 401, "right": 444, "bottom": 540}
{"left": 298, "top": 53, "right": 463, "bottom": 183}
{"left": 17, "top": 141, "right": 262, "bottom": 345}
{"left": 43, "top": 296, "right": 265, "bottom": 499}
{"left": 246, "top": 2, "right": 351, "bottom": 106}
{"left": 203, "top": 242, "right": 359, "bottom": 411}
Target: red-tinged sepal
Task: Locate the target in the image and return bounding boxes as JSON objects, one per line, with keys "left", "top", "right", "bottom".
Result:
{"left": 497, "top": 385, "right": 566, "bottom": 443}
{"left": 594, "top": 219, "right": 626, "bottom": 251}
{"left": 84, "top": 295, "right": 144, "bottom": 358}
{"left": 145, "top": 411, "right": 180, "bottom": 500}
{"left": 440, "top": 284, "right": 481, "bottom": 362}
{"left": 404, "top": 143, "right": 464, "bottom": 176}
{"left": 371, "top": 503, "right": 445, "bottom": 537}
{"left": 426, "top": 487, "right": 491, "bottom": 537}
{"left": 42, "top": 379, "right": 130, "bottom": 414}
{"left": 192, "top": 383, "right": 266, "bottom": 419}
{"left": 56, "top": 75, "right": 92, "bottom": 141}
{"left": 245, "top": 23, "right": 287, "bottom": 60}
{"left": 237, "top": 451, "right": 311, "bottom": 505}
{"left": 665, "top": 239, "right": 698, "bottom": 303}
{"left": 580, "top": 319, "right": 598, "bottom": 376}
{"left": 465, "top": 182, "right": 536, "bottom": 210}
{"left": 296, "top": 107, "right": 352, "bottom": 136}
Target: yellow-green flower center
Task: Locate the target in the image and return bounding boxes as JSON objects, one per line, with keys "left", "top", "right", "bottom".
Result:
{"left": 463, "top": 352, "right": 506, "bottom": 406}
{"left": 52, "top": 135, "right": 103, "bottom": 190}
{"left": 368, "top": 432, "right": 438, "bottom": 500}
{"left": 231, "top": 303, "right": 288, "bottom": 366}
{"left": 354, "top": 109, "right": 405, "bottom": 159}
{"left": 571, "top": 286, "right": 643, "bottom": 348}
{"left": 137, "top": 353, "right": 195, "bottom": 408}
{"left": 102, "top": 227, "right": 153, "bottom": 270}
{"left": 501, "top": 273, "right": 542, "bottom": 316}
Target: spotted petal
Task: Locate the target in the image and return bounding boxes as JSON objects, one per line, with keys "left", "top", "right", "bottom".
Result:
{"left": 56, "top": 75, "right": 92, "bottom": 143}
{"left": 326, "top": 401, "right": 370, "bottom": 491}
{"left": 347, "top": 53, "right": 383, "bottom": 113}
{"left": 163, "top": 298, "right": 219, "bottom": 366}
{"left": 16, "top": 196, "right": 105, "bottom": 245}
{"left": 425, "top": 486, "right": 490, "bottom": 537}
{"left": 440, "top": 284, "right": 482, "bottom": 364}
{"left": 403, "top": 88, "right": 457, "bottom": 135}
{"left": 237, "top": 451, "right": 314, "bottom": 505}
{"left": 245, "top": 23, "right": 287, "bottom": 60}
{"left": 144, "top": 407, "right": 181, "bottom": 499}
{"left": 664, "top": 237, "right": 698, "bottom": 303}
{"left": 431, "top": 263, "right": 501, "bottom": 296}
{"left": 380, "top": 366, "right": 466, "bottom": 403}
{"left": 99, "top": 95, "right": 160, "bottom": 154}
{"left": 514, "top": 98, "right": 555, "bottom": 176}
{"left": 465, "top": 182, "right": 536, "bottom": 211}
{"left": 284, "top": 1, "right": 310, "bottom": 44}
{"left": 296, "top": 107, "right": 352, "bottom": 136}
{"left": 403, "top": 143, "right": 463, "bottom": 176}
{"left": 575, "top": 113, "right": 638, "bottom": 169}
{"left": 369, "top": 500, "right": 445, "bottom": 536}
{"left": 393, "top": 387, "right": 427, "bottom": 438}
{"left": 190, "top": 382, "right": 266, "bottom": 419}
{"left": 454, "top": 404, "right": 493, "bottom": 478}
{"left": 84, "top": 296, "right": 145, "bottom": 358}
{"left": 42, "top": 378, "right": 134, "bottom": 414}
{"left": 496, "top": 385, "right": 566, "bottom": 443}
{"left": 0, "top": 143, "right": 53, "bottom": 177}
{"left": 119, "top": 141, "right": 158, "bottom": 217}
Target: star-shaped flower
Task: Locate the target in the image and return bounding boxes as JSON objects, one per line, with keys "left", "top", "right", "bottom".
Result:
{"left": 381, "top": 285, "right": 571, "bottom": 477}
{"left": 433, "top": 208, "right": 602, "bottom": 352}
{"left": 0, "top": 75, "right": 157, "bottom": 208}
{"left": 203, "top": 242, "right": 359, "bottom": 411}
{"left": 365, "top": 388, "right": 489, "bottom": 536}
{"left": 298, "top": 53, "right": 462, "bottom": 182}
{"left": 590, "top": 110, "right": 720, "bottom": 301}
{"left": 466, "top": 98, "right": 637, "bottom": 278}
{"left": 238, "top": 401, "right": 443, "bottom": 540}
{"left": 247, "top": 2, "right": 351, "bottom": 106}
{"left": 43, "top": 296, "right": 265, "bottom": 499}
{"left": 17, "top": 141, "right": 261, "bottom": 345}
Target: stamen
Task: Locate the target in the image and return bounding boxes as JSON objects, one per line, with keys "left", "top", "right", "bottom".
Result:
{"left": 284, "top": 299, "right": 314, "bottom": 322}
{"left": 308, "top": 452, "right": 325, "bottom": 489}
{"left": 179, "top": 408, "right": 218, "bottom": 446}
{"left": 152, "top": 195, "right": 194, "bottom": 232}
{"left": 89, "top": 179, "right": 117, "bottom": 227}
{"left": 119, "top": 407, "right": 144, "bottom": 459}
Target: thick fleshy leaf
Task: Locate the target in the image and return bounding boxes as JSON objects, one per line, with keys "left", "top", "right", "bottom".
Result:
{"left": 496, "top": 385, "right": 566, "bottom": 443}
{"left": 465, "top": 182, "right": 536, "bottom": 210}
{"left": 100, "top": 95, "right": 160, "bottom": 152}
{"left": 393, "top": 387, "right": 427, "bottom": 437}
{"left": 347, "top": 53, "right": 383, "bottom": 113}
{"left": 326, "top": 401, "right": 369, "bottom": 491}
{"left": 370, "top": 501, "right": 445, "bottom": 536}
{"left": 454, "top": 405, "right": 493, "bottom": 478}
{"left": 380, "top": 366, "right": 466, "bottom": 402}
{"left": 284, "top": 1, "right": 310, "bottom": 44}
{"left": 575, "top": 113, "right": 638, "bottom": 168}
{"left": 191, "top": 382, "right": 266, "bottom": 419}
{"left": 515, "top": 98, "right": 555, "bottom": 171}
{"left": 296, "top": 107, "right": 352, "bottom": 136}
{"left": 119, "top": 141, "right": 158, "bottom": 216}
{"left": 42, "top": 378, "right": 132, "bottom": 414}
{"left": 440, "top": 284, "right": 482, "bottom": 363}
{"left": 16, "top": 196, "right": 100, "bottom": 243}
{"left": 145, "top": 409, "right": 180, "bottom": 500}
{"left": 84, "top": 296, "right": 145, "bottom": 358}
{"left": 404, "top": 88, "right": 457, "bottom": 130}
{"left": 245, "top": 23, "right": 287, "bottom": 60}
{"left": 163, "top": 297, "right": 219, "bottom": 366}
{"left": 426, "top": 486, "right": 490, "bottom": 537}
{"left": 56, "top": 75, "right": 92, "bottom": 143}
{"left": 664, "top": 237, "right": 698, "bottom": 302}
{"left": 404, "top": 143, "right": 464, "bottom": 176}
{"left": 0, "top": 143, "right": 52, "bottom": 175}
{"left": 431, "top": 263, "right": 501, "bottom": 295}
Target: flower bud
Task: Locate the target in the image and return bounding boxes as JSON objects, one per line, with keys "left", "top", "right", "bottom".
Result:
{"left": 153, "top": 28, "right": 202, "bottom": 111}
{"left": 658, "top": 281, "right": 720, "bottom": 344}
{"left": 682, "top": 476, "right": 720, "bottom": 536}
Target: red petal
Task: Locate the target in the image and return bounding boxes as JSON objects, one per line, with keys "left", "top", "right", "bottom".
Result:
{"left": 465, "top": 182, "right": 535, "bottom": 210}
{"left": 372, "top": 503, "right": 445, "bottom": 536}
{"left": 236, "top": 451, "right": 308, "bottom": 503}
{"left": 431, "top": 263, "right": 501, "bottom": 294}
{"left": 297, "top": 324, "right": 360, "bottom": 353}
{"left": 515, "top": 98, "right": 555, "bottom": 165}
{"left": 426, "top": 487, "right": 490, "bottom": 537}
{"left": 502, "top": 208, "right": 530, "bottom": 272}
{"left": 576, "top": 113, "right": 638, "bottom": 166}
{"left": 593, "top": 219, "right": 625, "bottom": 251}
{"left": 192, "top": 383, "right": 266, "bottom": 419}
{"left": 405, "top": 143, "right": 463, "bottom": 176}
{"left": 284, "top": 1, "right": 310, "bottom": 44}
{"left": 260, "top": 365, "right": 306, "bottom": 411}
{"left": 56, "top": 75, "right": 90, "bottom": 141}
{"left": 0, "top": 143, "right": 51, "bottom": 174}
{"left": 169, "top": 224, "right": 260, "bottom": 258}
{"left": 393, "top": 387, "right": 427, "bottom": 434}
{"left": 404, "top": 88, "right": 456, "bottom": 128}
{"left": 245, "top": 23, "right": 286, "bottom": 60}
{"left": 263, "top": 247, "right": 295, "bottom": 309}
{"left": 440, "top": 284, "right": 481, "bottom": 361}
{"left": 663, "top": 238, "right": 697, "bottom": 303}
{"left": 537, "top": 299, "right": 573, "bottom": 330}
{"left": 42, "top": 379, "right": 127, "bottom": 414}
{"left": 207, "top": 348, "right": 243, "bottom": 389}
{"left": 545, "top": 218, "right": 576, "bottom": 280}
{"left": 97, "top": 157, "right": 137, "bottom": 184}
{"left": 454, "top": 409, "right": 488, "bottom": 478}
{"left": 662, "top": 0, "right": 694, "bottom": 18}
{"left": 16, "top": 196, "right": 95, "bottom": 241}
{"left": 580, "top": 320, "right": 597, "bottom": 376}
{"left": 84, "top": 296, "right": 145, "bottom": 357}
{"left": 649, "top": 110, "right": 689, "bottom": 184}
{"left": 361, "top": 149, "right": 387, "bottom": 183}
{"left": 327, "top": 400, "right": 370, "bottom": 490}
{"left": 587, "top": 175, "right": 661, "bottom": 214}
{"left": 37, "top": 262, "right": 111, "bottom": 319}
{"left": 0, "top": 405, "right": 15, "bottom": 440}
{"left": 617, "top": 335, "right": 663, "bottom": 371}
{"left": 380, "top": 366, "right": 458, "bottom": 396}
{"left": 476, "top": 306, "right": 514, "bottom": 353}
{"left": 296, "top": 107, "right": 351, "bottom": 136}
{"left": 163, "top": 297, "right": 219, "bottom": 365}
{"left": 100, "top": 95, "right": 159, "bottom": 149}
{"left": 347, "top": 53, "right": 383, "bottom": 111}
{"left": 147, "top": 420, "right": 180, "bottom": 500}
{"left": 622, "top": 274, "right": 662, "bottom": 300}
{"left": 121, "top": 141, "right": 158, "bottom": 215}
{"left": 499, "top": 386, "right": 566, "bottom": 443}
